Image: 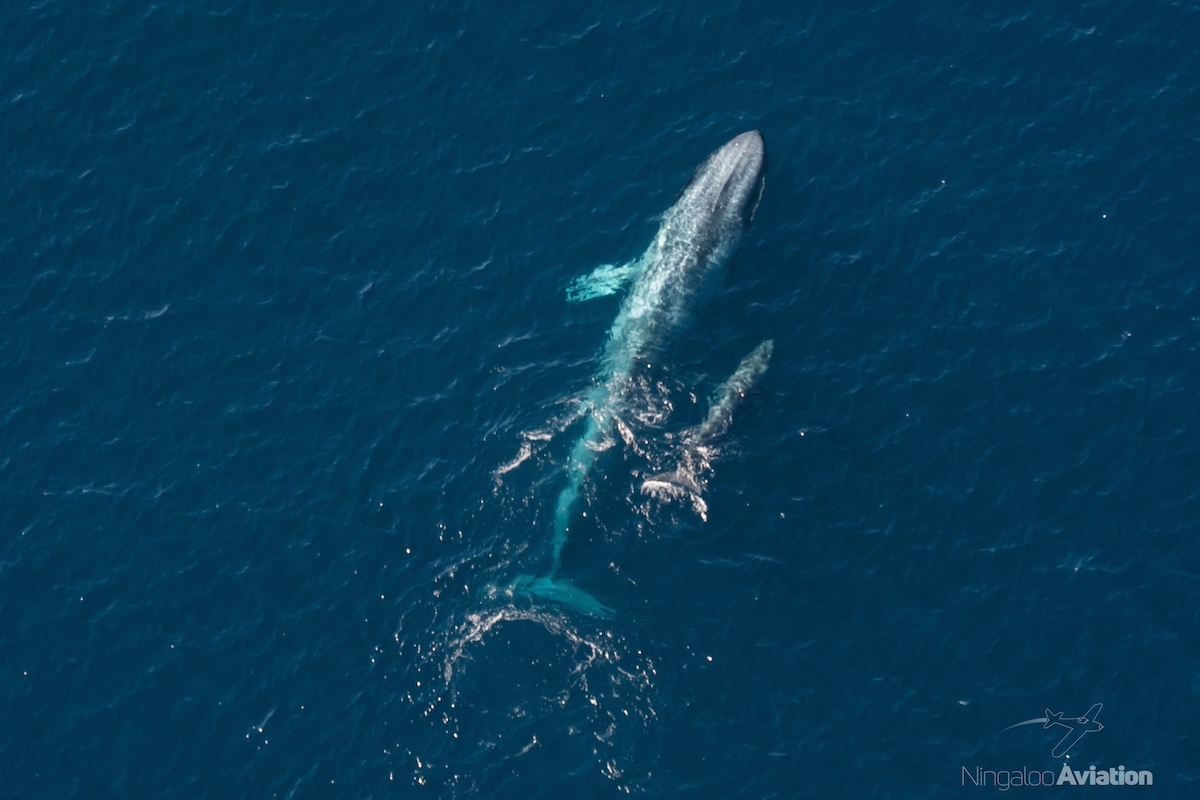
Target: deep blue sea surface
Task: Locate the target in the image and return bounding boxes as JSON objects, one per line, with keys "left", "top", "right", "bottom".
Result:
{"left": 3, "top": 1, "right": 1198, "bottom": 797}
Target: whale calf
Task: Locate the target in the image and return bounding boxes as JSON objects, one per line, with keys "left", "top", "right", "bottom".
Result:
{"left": 510, "top": 131, "right": 767, "bottom": 615}
{"left": 642, "top": 338, "right": 774, "bottom": 520}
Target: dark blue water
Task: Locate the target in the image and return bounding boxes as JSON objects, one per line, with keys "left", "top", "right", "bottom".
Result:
{"left": 3, "top": 1, "right": 1197, "bottom": 797}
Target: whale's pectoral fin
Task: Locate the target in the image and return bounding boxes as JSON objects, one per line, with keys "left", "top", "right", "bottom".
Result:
{"left": 566, "top": 258, "right": 643, "bottom": 303}
{"left": 506, "top": 574, "right": 614, "bottom": 617}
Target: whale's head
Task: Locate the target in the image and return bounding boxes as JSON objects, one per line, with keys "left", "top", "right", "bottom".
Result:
{"left": 674, "top": 130, "right": 767, "bottom": 231}
{"left": 721, "top": 130, "right": 767, "bottom": 228}
{"left": 627, "top": 130, "right": 768, "bottom": 355}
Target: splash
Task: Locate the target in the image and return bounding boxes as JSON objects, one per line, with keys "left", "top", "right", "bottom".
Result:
{"left": 400, "top": 601, "right": 658, "bottom": 792}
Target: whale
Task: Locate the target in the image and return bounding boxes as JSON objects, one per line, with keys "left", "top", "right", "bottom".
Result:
{"left": 642, "top": 338, "right": 774, "bottom": 520}
{"left": 507, "top": 130, "right": 767, "bottom": 616}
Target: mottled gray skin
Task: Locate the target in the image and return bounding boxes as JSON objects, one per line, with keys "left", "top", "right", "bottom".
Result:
{"left": 691, "top": 339, "right": 774, "bottom": 444}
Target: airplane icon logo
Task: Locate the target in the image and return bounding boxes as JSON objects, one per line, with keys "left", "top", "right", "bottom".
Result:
{"left": 1000, "top": 703, "right": 1104, "bottom": 757}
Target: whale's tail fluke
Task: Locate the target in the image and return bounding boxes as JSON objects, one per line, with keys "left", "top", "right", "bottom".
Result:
{"left": 641, "top": 466, "right": 711, "bottom": 520}
{"left": 642, "top": 468, "right": 704, "bottom": 497}
{"left": 504, "top": 574, "right": 614, "bottom": 618}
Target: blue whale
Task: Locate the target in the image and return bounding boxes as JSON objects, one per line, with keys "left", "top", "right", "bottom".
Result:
{"left": 641, "top": 338, "right": 774, "bottom": 520}
{"left": 513, "top": 131, "right": 767, "bottom": 615}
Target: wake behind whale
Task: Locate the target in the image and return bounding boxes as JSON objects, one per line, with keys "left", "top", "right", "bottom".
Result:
{"left": 506, "top": 131, "right": 768, "bottom": 615}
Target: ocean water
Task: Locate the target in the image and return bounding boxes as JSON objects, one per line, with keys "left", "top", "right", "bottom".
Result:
{"left": 2, "top": 1, "right": 1198, "bottom": 797}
